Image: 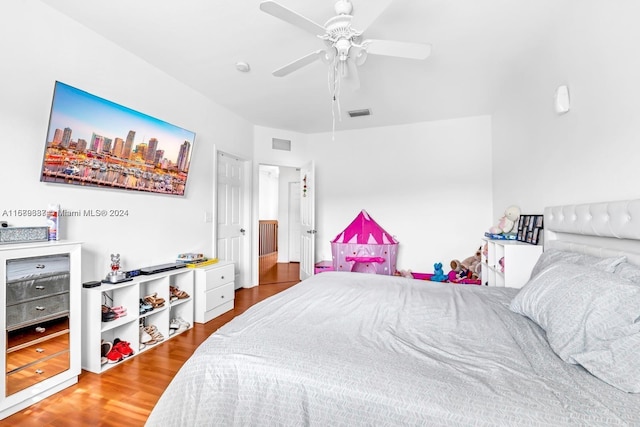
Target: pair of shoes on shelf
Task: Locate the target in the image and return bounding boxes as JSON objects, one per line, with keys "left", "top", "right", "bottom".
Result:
{"left": 112, "top": 305, "right": 127, "bottom": 317}
{"left": 169, "top": 286, "right": 190, "bottom": 302}
{"left": 139, "top": 324, "right": 158, "bottom": 346}
{"left": 169, "top": 317, "right": 190, "bottom": 335}
{"left": 143, "top": 324, "right": 164, "bottom": 343}
{"left": 107, "top": 338, "right": 134, "bottom": 363}
{"left": 102, "top": 305, "right": 117, "bottom": 322}
{"left": 101, "top": 340, "right": 112, "bottom": 365}
{"left": 139, "top": 299, "right": 153, "bottom": 314}
{"left": 143, "top": 293, "right": 165, "bottom": 309}
{"left": 102, "top": 305, "right": 127, "bottom": 322}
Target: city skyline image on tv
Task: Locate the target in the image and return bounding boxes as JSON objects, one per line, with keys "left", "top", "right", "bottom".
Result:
{"left": 40, "top": 81, "right": 196, "bottom": 196}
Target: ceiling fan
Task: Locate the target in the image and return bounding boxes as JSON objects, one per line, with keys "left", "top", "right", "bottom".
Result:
{"left": 259, "top": 0, "right": 431, "bottom": 89}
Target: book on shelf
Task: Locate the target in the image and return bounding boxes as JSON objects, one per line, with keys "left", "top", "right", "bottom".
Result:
{"left": 484, "top": 232, "right": 517, "bottom": 240}
{"left": 176, "top": 252, "right": 205, "bottom": 263}
{"left": 185, "top": 258, "right": 219, "bottom": 268}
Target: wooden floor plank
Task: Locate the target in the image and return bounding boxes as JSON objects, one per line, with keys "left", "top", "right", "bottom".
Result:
{"left": 3, "top": 263, "right": 299, "bottom": 426}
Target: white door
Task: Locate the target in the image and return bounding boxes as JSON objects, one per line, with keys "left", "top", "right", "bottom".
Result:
{"left": 299, "top": 161, "right": 315, "bottom": 280}
{"left": 217, "top": 151, "right": 249, "bottom": 289}
{"left": 288, "top": 181, "right": 301, "bottom": 262}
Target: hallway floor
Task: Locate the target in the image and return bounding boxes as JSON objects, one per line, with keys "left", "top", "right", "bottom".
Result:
{"left": 260, "top": 262, "right": 300, "bottom": 285}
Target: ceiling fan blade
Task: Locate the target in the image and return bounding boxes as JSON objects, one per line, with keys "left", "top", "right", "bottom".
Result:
{"left": 364, "top": 39, "right": 432, "bottom": 60}
{"left": 350, "top": 0, "right": 395, "bottom": 32}
{"left": 260, "top": 1, "right": 326, "bottom": 36}
{"left": 272, "top": 49, "right": 325, "bottom": 77}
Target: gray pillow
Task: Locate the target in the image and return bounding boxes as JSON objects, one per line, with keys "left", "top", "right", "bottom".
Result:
{"left": 530, "top": 248, "right": 626, "bottom": 279}
{"left": 510, "top": 262, "right": 640, "bottom": 393}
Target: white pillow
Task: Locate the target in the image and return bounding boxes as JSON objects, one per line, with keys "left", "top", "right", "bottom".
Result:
{"left": 614, "top": 262, "right": 640, "bottom": 284}
{"left": 510, "top": 262, "right": 640, "bottom": 393}
{"left": 529, "top": 248, "right": 626, "bottom": 279}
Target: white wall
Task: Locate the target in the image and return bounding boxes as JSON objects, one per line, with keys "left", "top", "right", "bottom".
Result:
{"left": 306, "top": 116, "right": 493, "bottom": 274}
{"left": 492, "top": 1, "right": 640, "bottom": 217}
{"left": 1, "top": 1, "right": 253, "bottom": 282}
{"left": 254, "top": 118, "right": 493, "bottom": 274}
{"left": 258, "top": 166, "right": 279, "bottom": 220}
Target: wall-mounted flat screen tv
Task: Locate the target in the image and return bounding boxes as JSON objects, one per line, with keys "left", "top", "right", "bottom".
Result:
{"left": 40, "top": 81, "right": 196, "bottom": 196}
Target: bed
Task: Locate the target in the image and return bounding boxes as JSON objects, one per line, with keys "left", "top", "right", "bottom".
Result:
{"left": 147, "top": 199, "right": 640, "bottom": 426}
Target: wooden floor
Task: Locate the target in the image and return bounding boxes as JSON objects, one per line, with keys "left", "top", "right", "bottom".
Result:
{"left": 4, "top": 263, "right": 300, "bottom": 426}
{"left": 259, "top": 261, "right": 300, "bottom": 285}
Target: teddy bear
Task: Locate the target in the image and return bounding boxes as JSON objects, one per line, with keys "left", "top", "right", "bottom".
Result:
{"left": 489, "top": 205, "right": 521, "bottom": 235}
{"left": 450, "top": 247, "right": 482, "bottom": 279}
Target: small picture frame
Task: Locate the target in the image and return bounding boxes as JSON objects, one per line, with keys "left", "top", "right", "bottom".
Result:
{"left": 517, "top": 214, "right": 543, "bottom": 245}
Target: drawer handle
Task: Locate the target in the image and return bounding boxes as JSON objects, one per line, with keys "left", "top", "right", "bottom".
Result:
{"left": 221, "top": 276, "right": 225, "bottom": 280}
{"left": 35, "top": 327, "right": 46, "bottom": 333}
{"left": 35, "top": 285, "right": 45, "bottom": 290}
{"left": 36, "top": 348, "right": 45, "bottom": 353}
{"left": 35, "top": 369, "right": 44, "bottom": 375}
{"left": 35, "top": 306, "right": 46, "bottom": 311}
{"left": 36, "top": 264, "right": 45, "bottom": 269}
{"left": 221, "top": 295, "right": 225, "bottom": 299}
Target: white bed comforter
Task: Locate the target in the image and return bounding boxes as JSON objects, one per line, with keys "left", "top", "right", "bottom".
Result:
{"left": 147, "top": 272, "right": 640, "bottom": 426}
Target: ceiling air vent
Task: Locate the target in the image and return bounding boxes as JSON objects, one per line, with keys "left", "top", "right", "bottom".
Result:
{"left": 272, "top": 138, "right": 291, "bottom": 151}
{"left": 348, "top": 109, "right": 371, "bottom": 118}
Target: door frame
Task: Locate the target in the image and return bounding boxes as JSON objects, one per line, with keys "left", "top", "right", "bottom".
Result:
{"left": 214, "top": 146, "right": 252, "bottom": 288}
{"left": 254, "top": 162, "right": 310, "bottom": 285}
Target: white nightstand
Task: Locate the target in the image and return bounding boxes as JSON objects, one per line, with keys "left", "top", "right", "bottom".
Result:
{"left": 193, "top": 261, "right": 235, "bottom": 324}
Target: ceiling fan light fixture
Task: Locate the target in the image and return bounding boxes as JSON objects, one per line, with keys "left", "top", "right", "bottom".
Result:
{"left": 335, "top": 39, "right": 351, "bottom": 61}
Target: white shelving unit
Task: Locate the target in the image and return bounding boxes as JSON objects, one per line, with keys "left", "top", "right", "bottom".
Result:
{"left": 193, "top": 261, "right": 234, "bottom": 324}
{"left": 81, "top": 267, "right": 194, "bottom": 374}
{"left": 0, "top": 241, "right": 82, "bottom": 420}
{"left": 481, "top": 238, "right": 542, "bottom": 288}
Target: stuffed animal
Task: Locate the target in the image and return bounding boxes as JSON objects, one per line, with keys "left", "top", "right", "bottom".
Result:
{"left": 431, "top": 262, "right": 447, "bottom": 282}
{"left": 450, "top": 247, "right": 482, "bottom": 279}
{"left": 394, "top": 269, "right": 414, "bottom": 278}
{"left": 489, "top": 205, "right": 521, "bottom": 235}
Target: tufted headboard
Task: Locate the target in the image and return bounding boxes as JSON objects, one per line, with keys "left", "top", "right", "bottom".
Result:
{"left": 544, "top": 199, "right": 640, "bottom": 265}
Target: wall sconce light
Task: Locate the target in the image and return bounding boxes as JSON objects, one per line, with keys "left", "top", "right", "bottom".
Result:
{"left": 554, "top": 85, "right": 570, "bottom": 114}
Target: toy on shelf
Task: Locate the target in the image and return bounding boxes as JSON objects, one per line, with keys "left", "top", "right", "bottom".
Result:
{"left": 103, "top": 253, "right": 130, "bottom": 284}
{"left": 430, "top": 262, "right": 447, "bottom": 282}
{"left": 450, "top": 246, "right": 482, "bottom": 280}
{"left": 488, "top": 205, "right": 521, "bottom": 236}
{"left": 331, "top": 210, "right": 398, "bottom": 275}
{"left": 394, "top": 269, "right": 414, "bottom": 278}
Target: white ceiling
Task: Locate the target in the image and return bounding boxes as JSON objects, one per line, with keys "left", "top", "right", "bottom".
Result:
{"left": 39, "top": 0, "right": 566, "bottom": 134}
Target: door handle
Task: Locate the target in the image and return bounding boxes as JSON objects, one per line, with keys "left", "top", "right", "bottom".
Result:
{"left": 240, "top": 228, "right": 246, "bottom": 235}
{"left": 306, "top": 230, "right": 317, "bottom": 234}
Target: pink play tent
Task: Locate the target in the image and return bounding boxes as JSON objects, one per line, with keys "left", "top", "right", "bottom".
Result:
{"left": 331, "top": 210, "right": 398, "bottom": 275}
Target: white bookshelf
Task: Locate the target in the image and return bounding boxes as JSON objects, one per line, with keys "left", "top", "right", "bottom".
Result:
{"left": 481, "top": 238, "right": 542, "bottom": 288}
{"left": 81, "top": 268, "right": 194, "bottom": 374}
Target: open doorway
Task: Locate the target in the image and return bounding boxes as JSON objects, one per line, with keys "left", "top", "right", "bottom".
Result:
{"left": 258, "top": 164, "right": 301, "bottom": 285}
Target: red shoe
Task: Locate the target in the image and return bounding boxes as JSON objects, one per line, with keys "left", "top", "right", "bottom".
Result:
{"left": 113, "top": 339, "right": 134, "bottom": 358}
{"left": 106, "top": 347, "right": 123, "bottom": 363}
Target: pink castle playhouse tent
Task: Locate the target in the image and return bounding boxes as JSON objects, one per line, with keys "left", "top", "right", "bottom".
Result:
{"left": 331, "top": 210, "right": 399, "bottom": 275}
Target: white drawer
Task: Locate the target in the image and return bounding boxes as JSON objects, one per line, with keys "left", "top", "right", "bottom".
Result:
{"left": 205, "top": 282, "right": 235, "bottom": 312}
{"left": 204, "top": 264, "right": 234, "bottom": 292}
